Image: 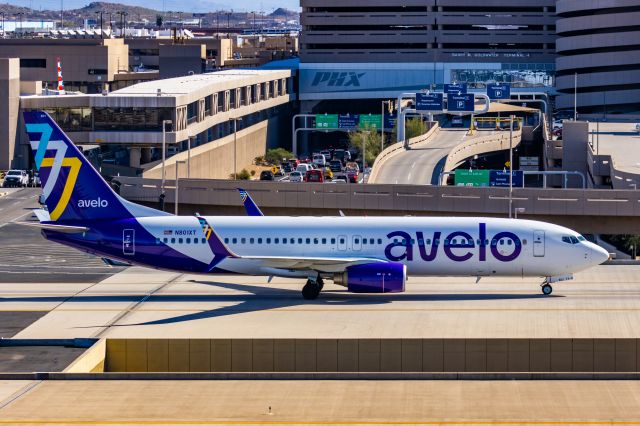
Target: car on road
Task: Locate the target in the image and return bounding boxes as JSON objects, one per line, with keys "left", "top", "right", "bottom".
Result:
{"left": 296, "top": 163, "right": 312, "bottom": 174}
{"left": 320, "top": 149, "right": 332, "bottom": 161}
{"left": 345, "top": 162, "right": 360, "bottom": 174}
{"left": 30, "top": 171, "right": 41, "bottom": 187}
{"left": 2, "top": 170, "right": 29, "bottom": 187}
{"left": 323, "top": 168, "right": 334, "bottom": 180}
{"left": 346, "top": 171, "right": 359, "bottom": 183}
{"left": 304, "top": 169, "right": 324, "bottom": 183}
{"left": 333, "top": 174, "right": 349, "bottom": 183}
{"left": 281, "top": 162, "right": 293, "bottom": 173}
{"left": 329, "top": 160, "right": 343, "bottom": 172}
{"left": 289, "top": 171, "right": 304, "bottom": 182}
{"left": 259, "top": 170, "right": 274, "bottom": 181}
{"left": 333, "top": 149, "right": 351, "bottom": 165}
{"left": 313, "top": 154, "right": 327, "bottom": 167}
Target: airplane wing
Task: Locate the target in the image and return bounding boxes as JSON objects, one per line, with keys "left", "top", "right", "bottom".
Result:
{"left": 241, "top": 255, "right": 387, "bottom": 273}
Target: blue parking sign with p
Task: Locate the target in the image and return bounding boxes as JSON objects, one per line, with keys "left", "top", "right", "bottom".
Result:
{"left": 487, "top": 83, "right": 511, "bottom": 100}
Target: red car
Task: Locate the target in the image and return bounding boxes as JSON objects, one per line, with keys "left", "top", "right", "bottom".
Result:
{"left": 346, "top": 171, "right": 358, "bottom": 183}
{"left": 304, "top": 169, "right": 324, "bottom": 183}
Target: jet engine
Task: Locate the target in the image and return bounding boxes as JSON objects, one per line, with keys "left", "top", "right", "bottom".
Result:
{"left": 333, "top": 262, "right": 406, "bottom": 293}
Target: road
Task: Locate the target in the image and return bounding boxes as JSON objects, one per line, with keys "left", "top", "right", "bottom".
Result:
{"left": 374, "top": 128, "right": 496, "bottom": 185}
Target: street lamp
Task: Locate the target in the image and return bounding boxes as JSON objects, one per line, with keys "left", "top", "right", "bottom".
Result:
{"left": 229, "top": 117, "right": 242, "bottom": 179}
{"left": 508, "top": 114, "right": 514, "bottom": 218}
{"left": 361, "top": 130, "right": 370, "bottom": 177}
{"left": 175, "top": 160, "right": 186, "bottom": 215}
{"left": 381, "top": 100, "right": 392, "bottom": 152}
{"left": 1, "top": 13, "right": 5, "bottom": 39}
{"left": 161, "top": 119, "right": 173, "bottom": 209}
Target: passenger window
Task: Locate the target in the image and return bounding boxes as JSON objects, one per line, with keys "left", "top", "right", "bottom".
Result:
{"left": 370, "top": 239, "right": 374, "bottom": 244}
{"left": 224, "top": 238, "right": 229, "bottom": 244}
{"left": 290, "top": 238, "right": 295, "bottom": 244}
{"left": 163, "top": 238, "right": 168, "bottom": 243}
{"left": 274, "top": 238, "right": 278, "bottom": 243}
{"left": 178, "top": 238, "right": 183, "bottom": 244}
{"left": 250, "top": 238, "right": 254, "bottom": 244}
{"left": 377, "top": 239, "right": 382, "bottom": 244}
{"left": 282, "top": 238, "right": 287, "bottom": 244}
{"left": 306, "top": 238, "right": 310, "bottom": 244}
{"left": 362, "top": 239, "right": 367, "bottom": 245}
{"left": 201, "top": 238, "right": 206, "bottom": 244}
{"left": 298, "top": 238, "right": 303, "bottom": 244}
{"left": 313, "top": 238, "right": 318, "bottom": 244}
{"left": 321, "top": 238, "right": 326, "bottom": 244}
{"left": 258, "top": 238, "right": 262, "bottom": 244}
{"left": 241, "top": 238, "right": 246, "bottom": 244}
{"left": 499, "top": 239, "right": 504, "bottom": 245}
{"left": 355, "top": 238, "right": 360, "bottom": 244}
{"left": 410, "top": 239, "right": 415, "bottom": 244}
{"left": 186, "top": 238, "right": 191, "bottom": 244}
{"left": 522, "top": 239, "right": 527, "bottom": 245}
{"left": 444, "top": 239, "right": 450, "bottom": 245}
{"left": 331, "top": 238, "right": 336, "bottom": 244}
{"left": 232, "top": 238, "right": 237, "bottom": 244}
{"left": 155, "top": 238, "right": 160, "bottom": 244}
{"left": 507, "top": 240, "right": 512, "bottom": 245}
{"left": 427, "top": 239, "right": 431, "bottom": 244}
{"left": 171, "top": 238, "right": 176, "bottom": 244}
{"left": 267, "top": 238, "right": 271, "bottom": 244}
{"left": 340, "top": 238, "right": 345, "bottom": 244}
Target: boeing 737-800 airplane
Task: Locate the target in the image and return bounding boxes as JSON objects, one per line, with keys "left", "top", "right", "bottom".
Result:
{"left": 22, "top": 111, "right": 609, "bottom": 299}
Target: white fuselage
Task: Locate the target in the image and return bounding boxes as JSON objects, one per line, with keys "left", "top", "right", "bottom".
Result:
{"left": 138, "top": 216, "right": 608, "bottom": 278}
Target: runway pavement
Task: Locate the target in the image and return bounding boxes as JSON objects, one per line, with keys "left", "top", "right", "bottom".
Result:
{"left": 0, "top": 188, "right": 123, "bottom": 283}
{"left": 374, "top": 128, "right": 496, "bottom": 185}
{"left": 3, "top": 264, "right": 640, "bottom": 340}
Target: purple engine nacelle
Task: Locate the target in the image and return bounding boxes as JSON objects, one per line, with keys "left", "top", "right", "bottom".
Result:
{"left": 333, "top": 262, "right": 406, "bottom": 293}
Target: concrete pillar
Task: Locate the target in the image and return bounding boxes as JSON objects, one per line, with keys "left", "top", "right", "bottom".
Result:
{"left": 129, "top": 147, "right": 141, "bottom": 168}
{"left": 0, "top": 58, "right": 20, "bottom": 170}
{"left": 141, "top": 147, "right": 152, "bottom": 164}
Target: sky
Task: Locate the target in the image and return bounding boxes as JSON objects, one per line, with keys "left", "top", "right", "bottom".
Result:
{"left": 5, "top": 0, "right": 300, "bottom": 13}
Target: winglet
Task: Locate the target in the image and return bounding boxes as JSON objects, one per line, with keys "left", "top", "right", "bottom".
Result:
{"left": 197, "top": 216, "right": 239, "bottom": 259}
{"left": 237, "top": 188, "right": 264, "bottom": 216}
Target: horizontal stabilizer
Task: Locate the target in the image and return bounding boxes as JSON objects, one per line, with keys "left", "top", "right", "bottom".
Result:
{"left": 102, "top": 258, "right": 132, "bottom": 267}
{"left": 16, "top": 221, "right": 89, "bottom": 234}
{"left": 33, "top": 209, "right": 51, "bottom": 222}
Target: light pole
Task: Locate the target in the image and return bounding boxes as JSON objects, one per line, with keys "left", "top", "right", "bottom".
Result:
{"left": 508, "top": 114, "right": 514, "bottom": 218}
{"left": 574, "top": 72, "right": 577, "bottom": 121}
{"left": 381, "top": 100, "right": 392, "bottom": 152}
{"left": 187, "top": 136, "right": 194, "bottom": 178}
{"left": 361, "top": 130, "right": 370, "bottom": 177}
{"left": 161, "top": 119, "right": 172, "bottom": 202}
{"left": 1, "top": 13, "right": 4, "bottom": 38}
{"left": 175, "top": 160, "right": 186, "bottom": 215}
{"left": 95, "top": 11, "right": 103, "bottom": 38}
{"left": 230, "top": 117, "right": 242, "bottom": 179}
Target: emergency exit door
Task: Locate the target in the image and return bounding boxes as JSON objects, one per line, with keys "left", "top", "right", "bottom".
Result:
{"left": 123, "top": 229, "right": 135, "bottom": 255}
{"left": 533, "top": 230, "right": 545, "bottom": 257}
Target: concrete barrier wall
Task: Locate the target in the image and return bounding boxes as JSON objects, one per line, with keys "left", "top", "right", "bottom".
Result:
{"left": 63, "top": 339, "right": 106, "bottom": 373}
{"left": 443, "top": 130, "right": 523, "bottom": 173}
{"left": 104, "top": 339, "right": 640, "bottom": 373}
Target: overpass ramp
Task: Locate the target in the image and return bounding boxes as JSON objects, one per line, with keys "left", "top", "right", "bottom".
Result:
{"left": 374, "top": 128, "right": 496, "bottom": 185}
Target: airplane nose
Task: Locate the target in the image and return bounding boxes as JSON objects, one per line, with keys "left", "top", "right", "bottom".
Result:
{"left": 590, "top": 244, "right": 610, "bottom": 265}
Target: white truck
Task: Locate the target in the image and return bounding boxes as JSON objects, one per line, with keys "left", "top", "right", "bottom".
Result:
{"left": 2, "top": 170, "right": 29, "bottom": 187}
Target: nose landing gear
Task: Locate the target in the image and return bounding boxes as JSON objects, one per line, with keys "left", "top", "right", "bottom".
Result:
{"left": 541, "top": 282, "right": 553, "bottom": 295}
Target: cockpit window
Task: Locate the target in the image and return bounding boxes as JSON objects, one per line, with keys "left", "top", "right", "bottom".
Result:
{"left": 562, "top": 235, "right": 581, "bottom": 244}
{"left": 577, "top": 236, "right": 586, "bottom": 241}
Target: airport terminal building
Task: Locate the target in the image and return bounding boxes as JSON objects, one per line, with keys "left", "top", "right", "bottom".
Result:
{"left": 299, "top": 0, "right": 557, "bottom": 102}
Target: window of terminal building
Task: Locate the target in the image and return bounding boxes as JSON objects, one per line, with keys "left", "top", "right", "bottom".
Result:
{"left": 42, "top": 108, "right": 92, "bottom": 132}
{"left": 204, "top": 95, "right": 213, "bottom": 116}
{"left": 186, "top": 101, "right": 198, "bottom": 125}
{"left": 93, "top": 107, "right": 173, "bottom": 131}
{"left": 20, "top": 58, "right": 46, "bottom": 68}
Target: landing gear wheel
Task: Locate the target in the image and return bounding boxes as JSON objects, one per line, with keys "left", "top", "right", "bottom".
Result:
{"left": 317, "top": 277, "right": 324, "bottom": 291}
{"left": 302, "top": 280, "right": 320, "bottom": 300}
{"left": 541, "top": 283, "right": 553, "bottom": 296}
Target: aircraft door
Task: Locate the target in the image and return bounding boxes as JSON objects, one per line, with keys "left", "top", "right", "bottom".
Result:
{"left": 533, "top": 230, "right": 545, "bottom": 257}
{"left": 337, "top": 235, "right": 347, "bottom": 251}
{"left": 352, "top": 235, "right": 362, "bottom": 251}
{"left": 123, "top": 229, "right": 135, "bottom": 255}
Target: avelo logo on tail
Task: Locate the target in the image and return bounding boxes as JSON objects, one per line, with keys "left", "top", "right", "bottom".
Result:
{"left": 77, "top": 198, "right": 109, "bottom": 208}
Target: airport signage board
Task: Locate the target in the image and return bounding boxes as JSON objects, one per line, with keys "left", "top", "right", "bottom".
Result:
{"left": 489, "top": 170, "right": 524, "bottom": 187}
{"left": 415, "top": 92, "right": 443, "bottom": 111}
{"left": 519, "top": 156, "right": 539, "bottom": 171}
{"left": 359, "top": 114, "right": 382, "bottom": 129}
{"left": 487, "top": 83, "right": 511, "bottom": 100}
{"left": 338, "top": 114, "right": 360, "bottom": 129}
{"left": 447, "top": 94, "right": 475, "bottom": 112}
{"left": 455, "top": 169, "right": 490, "bottom": 187}
{"left": 383, "top": 113, "right": 397, "bottom": 130}
{"left": 315, "top": 114, "right": 339, "bottom": 129}
{"left": 444, "top": 83, "right": 467, "bottom": 95}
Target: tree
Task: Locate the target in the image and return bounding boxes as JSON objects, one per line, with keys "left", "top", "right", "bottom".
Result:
{"left": 264, "top": 148, "right": 294, "bottom": 165}
{"left": 390, "top": 117, "right": 429, "bottom": 143}
{"left": 230, "top": 169, "right": 251, "bottom": 180}
{"left": 348, "top": 126, "right": 382, "bottom": 168}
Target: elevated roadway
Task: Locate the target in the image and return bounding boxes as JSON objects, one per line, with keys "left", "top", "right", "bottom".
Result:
{"left": 374, "top": 128, "right": 472, "bottom": 185}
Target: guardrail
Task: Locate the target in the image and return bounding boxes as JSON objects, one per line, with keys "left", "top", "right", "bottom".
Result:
{"left": 442, "top": 129, "right": 523, "bottom": 174}
{"left": 368, "top": 123, "right": 440, "bottom": 183}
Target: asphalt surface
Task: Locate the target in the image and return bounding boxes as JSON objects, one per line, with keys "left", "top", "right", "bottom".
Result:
{"left": 0, "top": 188, "right": 123, "bottom": 283}
{"left": 374, "top": 128, "right": 495, "bottom": 185}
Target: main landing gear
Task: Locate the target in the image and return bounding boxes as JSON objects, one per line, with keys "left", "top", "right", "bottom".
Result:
{"left": 302, "top": 276, "right": 323, "bottom": 300}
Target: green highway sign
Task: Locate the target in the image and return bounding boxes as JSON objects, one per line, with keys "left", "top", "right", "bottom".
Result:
{"left": 315, "top": 114, "right": 339, "bottom": 129}
{"left": 454, "top": 169, "right": 490, "bottom": 187}
{"left": 359, "top": 114, "right": 382, "bottom": 129}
